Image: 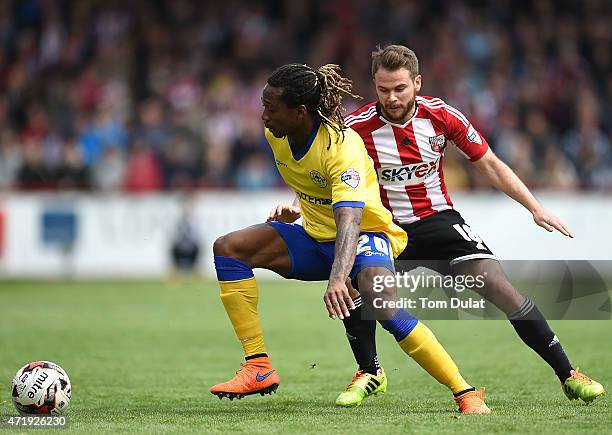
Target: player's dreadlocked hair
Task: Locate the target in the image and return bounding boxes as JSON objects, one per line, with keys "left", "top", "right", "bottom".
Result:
{"left": 267, "top": 63, "right": 362, "bottom": 145}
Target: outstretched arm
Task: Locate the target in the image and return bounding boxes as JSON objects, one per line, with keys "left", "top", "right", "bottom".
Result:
{"left": 323, "top": 206, "right": 361, "bottom": 320}
{"left": 473, "top": 148, "right": 573, "bottom": 237}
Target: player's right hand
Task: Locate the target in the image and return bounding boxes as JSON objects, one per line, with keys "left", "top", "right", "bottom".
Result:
{"left": 266, "top": 204, "right": 302, "bottom": 223}
{"left": 323, "top": 278, "right": 355, "bottom": 320}
{"left": 532, "top": 207, "right": 574, "bottom": 238}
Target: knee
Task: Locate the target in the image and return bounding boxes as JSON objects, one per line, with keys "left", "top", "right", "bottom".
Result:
{"left": 213, "top": 233, "right": 241, "bottom": 259}
{"left": 478, "top": 274, "right": 512, "bottom": 297}
{"left": 356, "top": 269, "right": 377, "bottom": 294}
{"left": 475, "top": 275, "right": 524, "bottom": 312}
{"left": 359, "top": 268, "right": 395, "bottom": 300}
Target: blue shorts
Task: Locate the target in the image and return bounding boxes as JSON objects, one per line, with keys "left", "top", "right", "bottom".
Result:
{"left": 267, "top": 221, "right": 395, "bottom": 281}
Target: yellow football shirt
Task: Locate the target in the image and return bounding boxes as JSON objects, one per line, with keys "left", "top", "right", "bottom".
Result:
{"left": 265, "top": 119, "right": 407, "bottom": 258}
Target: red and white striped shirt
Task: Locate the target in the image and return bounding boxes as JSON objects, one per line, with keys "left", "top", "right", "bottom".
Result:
{"left": 345, "top": 96, "right": 488, "bottom": 224}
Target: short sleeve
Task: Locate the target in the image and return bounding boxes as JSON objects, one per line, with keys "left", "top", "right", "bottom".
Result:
{"left": 442, "top": 105, "right": 489, "bottom": 162}
{"left": 323, "top": 133, "right": 367, "bottom": 210}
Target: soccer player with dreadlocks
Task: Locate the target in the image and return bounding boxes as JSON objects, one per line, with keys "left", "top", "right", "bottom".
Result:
{"left": 210, "top": 63, "right": 490, "bottom": 413}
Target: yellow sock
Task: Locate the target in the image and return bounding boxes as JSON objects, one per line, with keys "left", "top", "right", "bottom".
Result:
{"left": 219, "top": 277, "right": 266, "bottom": 357}
{"left": 398, "top": 322, "right": 472, "bottom": 394}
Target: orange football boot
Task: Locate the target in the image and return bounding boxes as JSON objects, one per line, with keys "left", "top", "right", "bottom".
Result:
{"left": 454, "top": 387, "right": 491, "bottom": 414}
{"left": 210, "top": 356, "right": 280, "bottom": 400}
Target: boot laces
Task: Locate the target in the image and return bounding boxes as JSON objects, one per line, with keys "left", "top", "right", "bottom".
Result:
{"left": 569, "top": 368, "right": 592, "bottom": 385}
{"left": 344, "top": 370, "right": 367, "bottom": 391}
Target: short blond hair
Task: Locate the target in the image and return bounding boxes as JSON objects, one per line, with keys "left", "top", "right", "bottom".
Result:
{"left": 371, "top": 45, "right": 419, "bottom": 79}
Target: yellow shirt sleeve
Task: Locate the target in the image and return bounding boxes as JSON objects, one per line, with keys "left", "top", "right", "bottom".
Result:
{"left": 323, "top": 132, "right": 367, "bottom": 209}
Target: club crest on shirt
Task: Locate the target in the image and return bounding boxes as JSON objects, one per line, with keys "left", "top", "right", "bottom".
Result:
{"left": 466, "top": 124, "right": 482, "bottom": 144}
{"left": 309, "top": 170, "right": 328, "bottom": 188}
{"left": 340, "top": 168, "right": 360, "bottom": 189}
{"left": 429, "top": 134, "right": 446, "bottom": 152}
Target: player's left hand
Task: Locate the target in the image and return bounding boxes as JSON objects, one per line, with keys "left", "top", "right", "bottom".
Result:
{"left": 532, "top": 208, "right": 573, "bottom": 238}
{"left": 323, "top": 278, "right": 355, "bottom": 320}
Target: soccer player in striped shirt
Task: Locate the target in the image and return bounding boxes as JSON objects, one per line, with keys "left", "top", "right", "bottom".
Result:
{"left": 339, "top": 44, "right": 603, "bottom": 405}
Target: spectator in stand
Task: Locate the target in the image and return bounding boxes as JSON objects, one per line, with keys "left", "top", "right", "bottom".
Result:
{"left": 56, "top": 136, "right": 91, "bottom": 191}
{"left": 79, "top": 103, "right": 128, "bottom": 166}
{"left": 161, "top": 134, "right": 200, "bottom": 190}
{"left": 133, "top": 98, "right": 173, "bottom": 155}
{"left": 92, "top": 146, "right": 125, "bottom": 192}
{"left": 122, "top": 139, "right": 163, "bottom": 193}
{"left": 0, "top": 0, "right": 608, "bottom": 193}
{"left": 562, "top": 91, "right": 612, "bottom": 190}
{"left": 17, "top": 138, "right": 54, "bottom": 190}
{"left": 0, "top": 130, "right": 21, "bottom": 189}
{"left": 235, "top": 153, "right": 279, "bottom": 191}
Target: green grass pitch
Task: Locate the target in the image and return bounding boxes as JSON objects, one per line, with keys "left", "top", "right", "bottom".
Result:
{"left": 0, "top": 280, "right": 610, "bottom": 434}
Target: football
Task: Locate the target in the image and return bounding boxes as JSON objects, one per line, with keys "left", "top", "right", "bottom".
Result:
{"left": 11, "top": 361, "right": 72, "bottom": 415}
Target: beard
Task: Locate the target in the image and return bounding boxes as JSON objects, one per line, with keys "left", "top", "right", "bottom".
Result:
{"left": 381, "top": 96, "right": 416, "bottom": 124}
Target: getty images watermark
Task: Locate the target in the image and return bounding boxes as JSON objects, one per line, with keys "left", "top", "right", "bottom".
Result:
{"left": 363, "top": 260, "right": 612, "bottom": 320}
{"left": 372, "top": 271, "right": 487, "bottom": 310}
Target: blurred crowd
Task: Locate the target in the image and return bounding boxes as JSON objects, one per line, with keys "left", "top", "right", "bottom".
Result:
{"left": 0, "top": 0, "right": 610, "bottom": 193}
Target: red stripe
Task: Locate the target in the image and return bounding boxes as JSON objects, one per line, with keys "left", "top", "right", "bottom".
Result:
{"left": 363, "top": 131, "right": 392, "bottom": 212}
{"left": 437, "top": 163, "right": 454, "bottom": 207}
{"left": 392, "top": 125, "right": 434, "bottom": 218}
{"left": 429, "top": 122, "right": 454, "bottom": 209}
{"left": 0, "top": 209, "right": 4, "bottom": 258}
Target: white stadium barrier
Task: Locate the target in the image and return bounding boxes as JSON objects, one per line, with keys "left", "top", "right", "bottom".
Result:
{"left": 0, "top": 191, "right": 610, "bottom": 278}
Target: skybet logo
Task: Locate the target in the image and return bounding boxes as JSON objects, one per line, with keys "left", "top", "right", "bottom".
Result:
{"left": 377, "top": 158, "right": 440, "bottom": 185}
